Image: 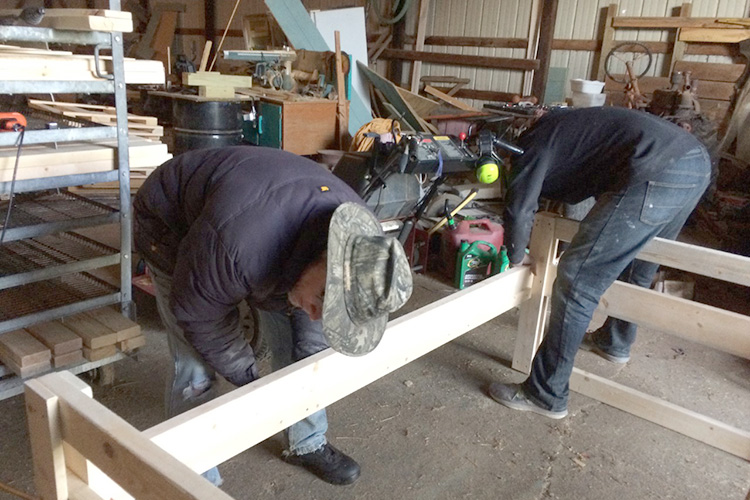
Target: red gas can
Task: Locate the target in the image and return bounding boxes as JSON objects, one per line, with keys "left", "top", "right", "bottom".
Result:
{"left": 441, "top": 218, "right": 504, "bottom": 277}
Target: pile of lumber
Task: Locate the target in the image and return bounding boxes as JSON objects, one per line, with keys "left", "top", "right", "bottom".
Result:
{"left": 0, "top": 8, "right": 133, "bottom": 33}
{"left": 0, "top": 44, "right": 164, "bottom": 85}
{"left": 0, "top": 137, "right": 171, "bottom": 183}
{"left": 29, "top": 99, "right": 164, "bottom": 141}
{"left": 0, "top": 306, "right": 144, "bottom": 378}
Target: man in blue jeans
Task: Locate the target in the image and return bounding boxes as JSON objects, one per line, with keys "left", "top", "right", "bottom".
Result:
{"left": 134, "top": 146, "right": 412, "bottom": 485}
{"left": 489, "top": 107, "right": 710, "bottom": 419}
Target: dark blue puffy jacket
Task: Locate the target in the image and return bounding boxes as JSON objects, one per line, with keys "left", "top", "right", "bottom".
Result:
{"left": 134, "top": 146, "right": 364, "bottom": 385}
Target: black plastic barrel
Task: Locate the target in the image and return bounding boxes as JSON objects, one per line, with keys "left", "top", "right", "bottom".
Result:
{"left": 172, "top": 99, "right": 244, "bottom": 155}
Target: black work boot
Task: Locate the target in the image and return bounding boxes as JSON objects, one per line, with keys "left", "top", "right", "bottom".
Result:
{"left": 283, "top": 443, "right": 361, "bottom": 485}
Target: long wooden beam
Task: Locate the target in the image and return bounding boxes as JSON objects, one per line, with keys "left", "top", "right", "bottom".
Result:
{"left": 570, "top": 369, "right": 750, "bottom": 460}
{"left": 600, "top": 281, "right": 750, "bottom": 359}
{"left": 144, "top": 267, "right": 532, "bottom": 474}
{"left": 390, "top": 36, "right": 737, "bottom": 57}
{"left": 379, "top": 48, "right": 539, "bottom": 71}
{"left": 553, "top": 216, "right": 750, "bottom": 287}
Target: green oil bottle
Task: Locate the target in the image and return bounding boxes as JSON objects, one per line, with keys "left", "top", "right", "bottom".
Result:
{"left": 454, "top": 241, "right": 509, "bottom": 290}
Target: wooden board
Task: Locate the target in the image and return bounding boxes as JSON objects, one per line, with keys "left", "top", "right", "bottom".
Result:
{"left": 613, "top": 16, "right": 750, "bottom": 29}
{"left": 85, "top": 308, "right": 140, "bottom": 343}
{"left": 0, "top": 9, "right": 133, "bottom": 32}
{"left": 570, "top": 368, "right": 750, "bottom": 460}
{"left": 0, "top": 48, "right": 164, "bottom": 85}
{"left": 0, "top": 329, "right": 51, "bottom": 367}
{"left": 118, "top": 336, "right": 146, "bottom": 352}
{"left": 424, "top": 85, "right": 479, "bottom": 112}
{"left": 673, "top": 61, "right": 745, "bottom": 83}
{"left": 680, "top": 28, "right": 750, "bottom": 43}
{"left": 82, "top": 345, "right": 117, "bottom": 362}
{"left": 26, "top": 321, "right": 83, "bottom": 356}
{"left": 0, "top": 138, "right": 171, "bottom": 172}
{"left": 36, "top": 372, "right": 235, "bottom": 500}
{"left": 62, "top": 315, "right": 117, "bottom": 350}
{"left": 53, "top": 350, "right": 85, "bottom": 369}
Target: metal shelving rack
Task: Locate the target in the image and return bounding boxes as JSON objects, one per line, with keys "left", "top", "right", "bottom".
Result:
{"left": 0, "top": 1, "right": 132, "bottom": 394}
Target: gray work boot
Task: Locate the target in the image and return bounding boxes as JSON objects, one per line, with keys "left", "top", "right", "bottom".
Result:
{"left": 488, "top": 382, "right": 568, "bottom": 420}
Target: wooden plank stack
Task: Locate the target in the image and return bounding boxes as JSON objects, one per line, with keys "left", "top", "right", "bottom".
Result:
{"left": 0, "top": 8, "right": 134, "bottom": 33}
{"left": 29, "top": 99, "right": 164, "bottom": 141}
{"left": 0, "top": 137, "right": 171, "bottom": 183}
{"left": 0, "top": 306, "right": 144, "bottom": 378}
{"left": 0, "top": 44, "right": 164, "bottom": 85}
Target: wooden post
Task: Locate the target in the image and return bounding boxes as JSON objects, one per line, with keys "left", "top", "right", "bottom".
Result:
{"left": 198, "top": 40, "right": 212, "bottom": 72}
{"left": 512, "top": 214, "right": 558, "bottom": 374}
{"left": 334, "top": 31, "right": 350, "bottom": 150}
{"left": 523, "top": 0, "right": 542, "bottom": 97}
{"left": 409, "top": 0, "right": 430, "bottom": 93}
{"left": 596, "top": 4, "right": 618, "bottom": 81}
{"left": 25, "top": 379, "right": 68, "bottom": 500}
{"left": 670, "top": 3, "right": 692, "bottom": 74}
{"left": 530, "top": 0, "right": 559, "bottom": 102}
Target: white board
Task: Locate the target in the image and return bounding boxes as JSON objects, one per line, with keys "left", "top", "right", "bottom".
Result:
{"left": 310, "top": 7, "right": 372, "bottom": 112}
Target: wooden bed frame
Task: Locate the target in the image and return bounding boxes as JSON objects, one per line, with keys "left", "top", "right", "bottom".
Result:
{"left": 24, "top": 212, "right": 750, "bottom": 499}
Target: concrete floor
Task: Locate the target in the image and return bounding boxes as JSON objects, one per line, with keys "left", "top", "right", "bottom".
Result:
{"left": 1, "top": 264, "right": 749, "bottom": 499}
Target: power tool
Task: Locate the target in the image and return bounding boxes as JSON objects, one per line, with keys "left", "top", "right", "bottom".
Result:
{"left": 0, "top": 112, "right": 27, "bottom": 132}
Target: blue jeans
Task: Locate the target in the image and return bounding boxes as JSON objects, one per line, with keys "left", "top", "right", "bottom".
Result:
{"left": 522, "top": 147, "right": 711, "bottom": 412}
{"left": 148, "top": 265, "right": 330, "bottom": 485}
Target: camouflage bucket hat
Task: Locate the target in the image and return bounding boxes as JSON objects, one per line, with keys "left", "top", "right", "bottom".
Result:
{"left": 322, "top": 203, "right": 413, "bottom": 356}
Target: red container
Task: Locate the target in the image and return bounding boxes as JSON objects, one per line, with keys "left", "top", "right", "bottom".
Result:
{"left": 441, "top": 218, "right": 504, "bottom": 277}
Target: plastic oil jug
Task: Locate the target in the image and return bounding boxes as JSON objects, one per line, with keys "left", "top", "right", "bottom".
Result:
{"left": 454, "top": 241, "right": 509, "bottom": 290}
{"left": 441, "top": 218, "right": 504, "bottom": 278}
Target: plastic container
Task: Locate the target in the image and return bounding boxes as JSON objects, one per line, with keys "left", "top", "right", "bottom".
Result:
{"left": 570, "top": 79, "right": 605, "bottom": 94}
{"left": 571, "top": 91, "right": 607, "bottom": 108}
{"left": 441, "top": 218, "right": 504, "bottom": 277}
{"left": 454, "top": 241, "right": 509, "bottom": 289}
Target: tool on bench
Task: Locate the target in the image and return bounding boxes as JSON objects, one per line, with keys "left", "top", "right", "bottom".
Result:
{"left": 0, "top": 112, "right": 27, "bottom": 132}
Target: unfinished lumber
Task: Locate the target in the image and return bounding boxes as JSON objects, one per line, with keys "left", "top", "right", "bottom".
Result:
{"left": 26, "top": 321, "right": 83, "bottom": 356}
{"left": 570, "top": 368, "right": 750, "bottom": 460}
{"left": 83, "top": 345, "right": 117, "bottom": 362}
{"left": 118, "top": 336, "right": 146, "bottom": 353}
{"left": 424, "top": 85, "right": 479, "bottom": 112}
{"left": 53, "top": 350, "right": 85, "bottom": 369}
{"left": 2, "top": 357, "right": 50, "bottom": 378}
{"left": 144, "top": 267, "right": 532, "bottom": 476}
{"left": 182, "top": 72, "right": 253, "bottom": 99}
{"left": 0, "top": 48, "right": 164, "bottom": 85}
{"left": 85, "top": 307, "right": 140, "bottom": 343}
{"left": 0, "top": 329, "right": 51, "bottom": 367}
{"left": 24, "top": 379, "right": 69, "bottom": 500}
{"left": 515, "top": 212, "right": 750, "bottom": 461}
{"left": 0, "top": 8, "right": 133, "bottom": 32}
{"left": 61, "top": 315, "right": 117, "bottom": 350}
{"left": 0, "top": 138, "right": 171, "bottom": 172}
{"left": 35, "top": 371, "right": 234, "bottom": 500}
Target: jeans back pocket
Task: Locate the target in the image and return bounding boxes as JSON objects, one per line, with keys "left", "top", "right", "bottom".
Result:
{"left": 640, "top": 181, "right": 700, "bottom": 226}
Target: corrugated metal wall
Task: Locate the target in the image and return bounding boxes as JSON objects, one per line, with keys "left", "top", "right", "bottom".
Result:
{"left": 411, "top": 0, "right": 750, "bottom": 106}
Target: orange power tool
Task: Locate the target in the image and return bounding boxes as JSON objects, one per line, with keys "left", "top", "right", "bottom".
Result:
{"left": 0, "top": 112, "right": 27, "bottom": 132}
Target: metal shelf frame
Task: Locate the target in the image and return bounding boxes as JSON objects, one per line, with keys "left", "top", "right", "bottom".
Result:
{"left": 0, "top": 1, "right": 133, "bottom": 387}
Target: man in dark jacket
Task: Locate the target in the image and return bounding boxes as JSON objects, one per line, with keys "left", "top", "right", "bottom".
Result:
{"left": 488, "top": 107, "right": 710, "bottom": 419}
{"left": 133, "top": 146, "right": 412, "bottom": 486}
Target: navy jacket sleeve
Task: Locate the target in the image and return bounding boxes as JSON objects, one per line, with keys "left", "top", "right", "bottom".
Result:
{"left": 170, "top": 217, "right": 258, "bottom": 386}
{"left": 504, "top": 147, "right": 554, "bottom": 265}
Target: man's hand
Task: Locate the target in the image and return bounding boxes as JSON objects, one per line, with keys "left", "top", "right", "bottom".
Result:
{"left": 509, "top": 252, "right": 535, "bottom": 274}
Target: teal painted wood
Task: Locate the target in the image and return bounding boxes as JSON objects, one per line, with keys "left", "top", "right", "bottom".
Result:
{"left": 264, "top": 0, "right": 372, "bottom": 137}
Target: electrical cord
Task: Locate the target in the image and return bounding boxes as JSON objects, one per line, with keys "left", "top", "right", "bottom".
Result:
{"left": 368, "top": 0, "right": 414, "bottom": 25}
{"left": 1, "top": 125, "right": 26, "bottom": 245}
